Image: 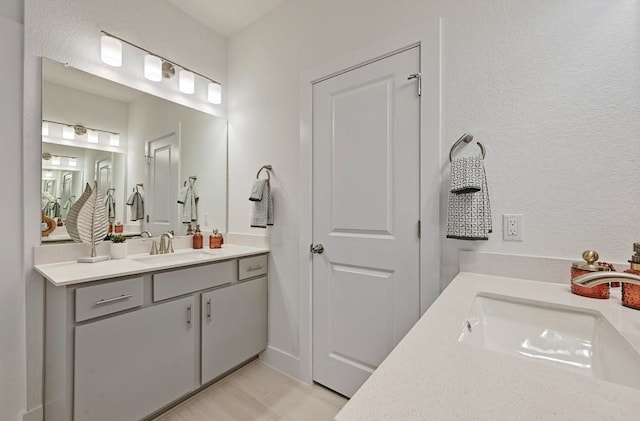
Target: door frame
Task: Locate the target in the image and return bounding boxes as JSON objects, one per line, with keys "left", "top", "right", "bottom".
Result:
{"left": 296, "top": 19, "right": 442, "bottom": 384}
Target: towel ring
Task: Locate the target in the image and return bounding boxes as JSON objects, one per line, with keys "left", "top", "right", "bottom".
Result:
{"left": 256, "top": 165, "right": 273, "bottom": 181}
{"left": 449, "top": 133, "right": 486, "bottom": 162}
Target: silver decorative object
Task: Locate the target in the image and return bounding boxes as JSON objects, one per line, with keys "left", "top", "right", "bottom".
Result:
{"left": 67, "top": 182, "right": 111, "bottom": 263}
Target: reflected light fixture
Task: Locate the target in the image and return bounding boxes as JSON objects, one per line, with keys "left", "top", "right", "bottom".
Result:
{"left": 88, "top": 130, "right": 99, "bottom": 143}
{"left": 208, "top": 82, "right": 222, "bottom": 104}
{"left": 62, "top": 126, "right": 75, "bottom": 140}
{"left": 42, "top": 122, "right": 49, "bottom": 136}
{"left": 110, "top": 134, "right": 120, "bottom": 146}
{"left": 179, "top": 70, "right": 195, "bottom": 94}
{"left": 51, "top": 156, "right": 60, "bottom": 165}
{"left": 100, "top": 30, "right": 223, "bottom": 104}
{"left": 68, "top": 158, "right": 77, "bottom": 167}
{"left": 100, "top": 35, "right": 122, "bottom": 67}
{"left": 144, "top": 55, "right": 163, "bottom": 82}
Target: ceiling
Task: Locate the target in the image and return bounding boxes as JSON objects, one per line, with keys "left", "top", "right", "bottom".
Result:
{"left": 167, "top": 0, "right": 288, "bottom": 37}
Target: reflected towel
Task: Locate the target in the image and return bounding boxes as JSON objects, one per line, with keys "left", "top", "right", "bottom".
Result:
{"left": 446, "top": 156, "right": 492, "bottom": 240}
{"left": 126, "top": 190, "right": 145, "bottom": 221}
{"left": 177, "top": 180, "right": 199, "bottom": 223}
{"left": 250, "top": 179, "right": 274, "bottom": 228}
{"left": 105, "top": 194, "right": 116, "bottom": 221}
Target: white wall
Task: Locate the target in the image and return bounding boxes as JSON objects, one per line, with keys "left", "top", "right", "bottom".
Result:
{"left": 227, "top": 0, "right": 640, "bottom": 377}
{"left": 23, "top": 1, "right": 228, "bottom": 417}
{"left": 1, "top": 4, "right": 25, "bottom": 421}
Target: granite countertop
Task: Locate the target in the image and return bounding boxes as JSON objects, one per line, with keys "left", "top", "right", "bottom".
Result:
{"left": 35, "top": 244, "right": 269, "bottom": 287}
{"left": 336, "top": 272, "right": 640, "bottom": 421}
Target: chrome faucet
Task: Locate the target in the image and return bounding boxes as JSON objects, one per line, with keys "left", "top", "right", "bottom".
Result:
{"left": 159, "top": 232, "right": 174, "bottom": 254}
{"left": 140, "top": 230, "right": 152, "bottom": 238}
{"left": 572, "top": 272, "right": 640, "bottom": 287}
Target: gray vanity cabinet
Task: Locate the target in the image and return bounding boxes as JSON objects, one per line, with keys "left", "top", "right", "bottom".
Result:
{"left": 74, "top": 296, "right": 196, "bottom": 421}
{"left": 201, "top": 276, "right": 268, "bottom": 383}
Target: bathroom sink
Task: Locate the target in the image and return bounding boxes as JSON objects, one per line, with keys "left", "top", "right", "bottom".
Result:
{"left": 458, "top": 293, "right": 640, "bottom": 389}
{"left": 131, "top": 250, "right": 218, "bottom": 265}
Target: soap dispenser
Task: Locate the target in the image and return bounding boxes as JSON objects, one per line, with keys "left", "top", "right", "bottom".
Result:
{"left": 192, "top": 225, "right": 203, "bottom": 249}
{"left": 571, "top": 250, "right": 613, "bottom": 299}
{"left": 622, "top": 243, "right": 640, "bottom": 310}
{"left": 209, "top": 228, "right": 223, "bottom": 249}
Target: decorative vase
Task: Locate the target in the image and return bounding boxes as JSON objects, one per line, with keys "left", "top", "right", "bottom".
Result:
{"left": 110, "top": 242, "right": 128, "bottom": 259}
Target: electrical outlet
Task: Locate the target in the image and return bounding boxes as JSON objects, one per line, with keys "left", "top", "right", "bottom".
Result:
{"left": 503, "top": 214, "right": 523, "bottom": 241}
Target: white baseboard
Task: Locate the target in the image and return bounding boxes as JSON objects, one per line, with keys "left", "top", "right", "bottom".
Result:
{"left": 259, "top": 345, "right": 301, "bottom": 381}
{"left": 22, "top": 406, "right": 43, "bottom": 421}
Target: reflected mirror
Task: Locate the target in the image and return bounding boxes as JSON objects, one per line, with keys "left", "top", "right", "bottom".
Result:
{"left": 41, "top": 58, "right": 227, "bottom": 243}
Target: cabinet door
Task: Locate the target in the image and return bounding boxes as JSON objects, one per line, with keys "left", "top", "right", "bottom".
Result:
{"left": 201, "top": 277, "right": 268, "bottom": 383}
{"left": 75, "top": 297, "right": 195, "bottom": 421}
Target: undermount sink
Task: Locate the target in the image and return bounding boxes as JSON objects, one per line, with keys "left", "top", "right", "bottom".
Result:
{"left": 458, "top": 292, "right": 640, "bottom": 390}
{"left": 131, "top": 250, "right": 218, "bottom": 265}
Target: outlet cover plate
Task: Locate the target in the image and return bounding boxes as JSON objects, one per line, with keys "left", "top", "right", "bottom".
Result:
{"left": 503, "top": 214, "right": 523, "bottom": 241}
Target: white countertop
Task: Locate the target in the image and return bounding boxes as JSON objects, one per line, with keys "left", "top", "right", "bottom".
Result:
{"left": 35, "top": 244, "right": 269, "bottom": 287}
{"left": 336, "top": 272, "right": 640, "bottom": 421}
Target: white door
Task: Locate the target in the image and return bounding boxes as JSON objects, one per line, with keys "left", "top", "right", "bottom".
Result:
{"left": 312, "top": 47, "right": 421, "bottom": 397}
{"left": 147, "top": 128, "right": 180, "bottom": 235}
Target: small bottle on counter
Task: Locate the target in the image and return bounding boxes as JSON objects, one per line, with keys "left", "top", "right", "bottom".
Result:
{"left": 209, "top": 228, "right": 223, "bottom": 249}
{"left": 623, "top": 243, "right": 640, "bottom": 310}
{"left": 186, "top": 223, "right": 194, "bottom": 235}
{"left": 193, "top": 225, "right": 203, "bottom": 249}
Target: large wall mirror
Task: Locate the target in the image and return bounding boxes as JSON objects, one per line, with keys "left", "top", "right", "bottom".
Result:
{"left": 41, "top": 58, "right": 227, "bottom": 243}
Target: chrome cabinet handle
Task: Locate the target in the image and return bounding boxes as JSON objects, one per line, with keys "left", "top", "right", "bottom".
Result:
{"left": 187, "top": 305, "right": 192, "bottom": 328}
{"left": 247, "top": 264, "right": 264, "bottom": 271}
{"left": 95, "top": 294, "right": 133, "bottom": 306}
{"left": 206, "top": 299, "right": 212, "bottom": 322}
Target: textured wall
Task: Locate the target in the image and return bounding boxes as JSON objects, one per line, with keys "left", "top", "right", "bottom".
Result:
{"left": 227, "top": 0, "right": 640, "bottom": 376}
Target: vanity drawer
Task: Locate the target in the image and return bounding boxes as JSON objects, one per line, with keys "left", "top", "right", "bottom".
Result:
{"left": 238, "top": 255, "right": 268, "bottom": 280}
{"left": 153, "top": 261, "right": 234, "bottom": 302}
{"left": 75, "top": 277, "right": 144, "bottom": 323}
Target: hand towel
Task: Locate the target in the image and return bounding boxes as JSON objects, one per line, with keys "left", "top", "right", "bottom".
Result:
{"left": 250, "top": 179, "right": 274, "bottom": 228}
{"left": 177, "top": 180, "right": 199, "bottom": 223}
{"left": 105, "top": 194, "right": 116, "bottom": 221}
{"left": 126, "top": 190, "right": 145, "bottom": 221}
{"left": 446, "top": 156, "right": 492, "bottom": 240}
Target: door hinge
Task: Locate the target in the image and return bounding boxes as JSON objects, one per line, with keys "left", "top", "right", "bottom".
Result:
{"left": 408, "top": 73, "right": 422, "bottom": 96}
{"left": 418, "top": 220, "right": 421, "bottom": 239}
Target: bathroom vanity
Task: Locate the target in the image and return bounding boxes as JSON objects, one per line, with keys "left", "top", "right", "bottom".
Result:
{"left": 36, "top": 245, "right": 268, "bottom": 421}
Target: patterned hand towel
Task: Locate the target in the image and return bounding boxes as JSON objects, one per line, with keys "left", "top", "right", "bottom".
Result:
{"left": 126, "top": 190, "right": 145, "bottom": 221}
{"left": 177, "top": 180, "right": 199, "bottom": 223}
{"left": 250, "top": 179, "right": 274, "bottom": 228}
{"left": 446, "top": 156, "right": 492, "bottom": 240}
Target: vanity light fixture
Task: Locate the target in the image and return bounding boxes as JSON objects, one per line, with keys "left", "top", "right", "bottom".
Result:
{"left": 100, "top": 30, "right": 223, "bottom": 104}
{"left": 144, "top": 55, "right": 163, "bottom": 82}
{"left": 68, "top": 158, "right": 77, "bottom": 167}
{"left": 208, "top": 82, "right": 222, "bottom": 104}
{"left": 42, "top": 122, "right": 49, "bottom": 136}
{"left": 43, "top": 120, "right": 121, "bottom": 148}
{"left": 87, "top": 130, "right": 99, "bottom": 143}
{"left": 62, "top": 126, "right": 75, "bottom": 140}
{"left": 179, "top": 70, "right": 195, "bottom": 94}
{"left": 51, "top": 156, "right": 61, "bottom": 165}
{"left": 101, "top": 35, "right": 123, "bottom": 67}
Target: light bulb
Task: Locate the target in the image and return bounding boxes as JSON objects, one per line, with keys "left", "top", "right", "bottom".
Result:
{"left": 179, "top": 70, "right": 195, "bottom": 94}
{"left": 44, "top": 171, "right": 53, "bottom": 179}
{"left": 208, "top": 82, "right": 222, "bottom": 104}
{"left": 62, "top": 126, "right": 75, "bottom": 140}
{"left": 88, "top": 130, "right": 99, "bottom": 143}
{"left": 101, "top": 35, "right": 122, "bottom": 67}
{"left": 110, "top": 133, "right": 120, "bottom": 146}
{"left": 144, "top": 55, "right": 162, "bottom": 82}
{"left": 51, "top": 156, "right": 60, "bottom": 165}
{"left": 68, "top": 158, "right": 77, "bottom": 167}
{"left": 42, "top": 122, "right": 49, "bottom": 136}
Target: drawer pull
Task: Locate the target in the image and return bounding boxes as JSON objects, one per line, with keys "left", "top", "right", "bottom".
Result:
{"left": 95, "top": 294, "right": 133, "bottom": 306}
{"left": 206, "top": 299, "right": 212, "bottom": 322}
{"left": 247, "top": 265, "right": 264, "bottom": 272}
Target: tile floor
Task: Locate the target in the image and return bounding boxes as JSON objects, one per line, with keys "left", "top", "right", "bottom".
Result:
{"left": 153, "top": 360, "right": 348, "bottom": 421}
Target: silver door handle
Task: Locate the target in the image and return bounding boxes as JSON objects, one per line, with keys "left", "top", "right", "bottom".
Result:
{"left": 95, "top": 294, "right": 133, "bottom": 305}
{"left": 206, "top": 299, "right": 212, "bottom": 322}
{"left": 187, "top": 305, "right": 192, "bottom": 328}
{"left": 247, "top": 264, "right": 264, "bottom": 271}
{"left": 310, "top": 244, "right": 324, "bottom": 254}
